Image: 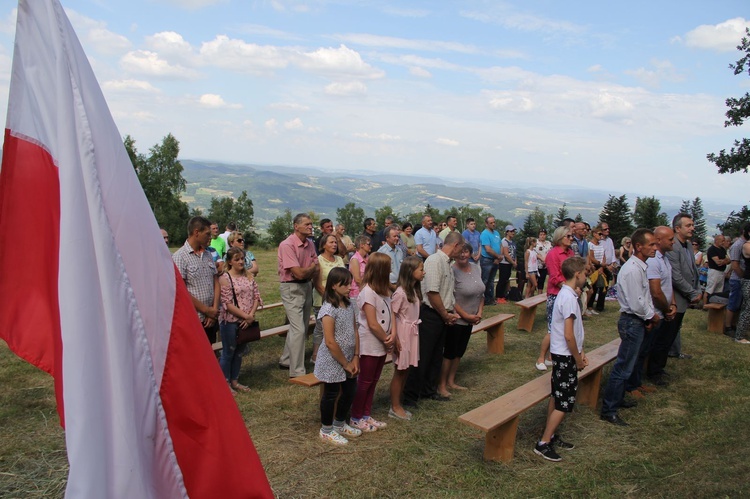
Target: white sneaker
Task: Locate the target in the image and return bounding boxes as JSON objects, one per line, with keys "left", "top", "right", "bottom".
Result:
{"left": 350, "top": 418, "right": 377, "bottom": 432}
{"left": 335, "top": 423, "right": 362, "bottom": 438}
{"left": 535, "top": 362, "right": 547, "bottom": 371}
{"left": 735, "top": 338, "right": 750, "bottom": 344}
{"left": 585, "top": 309, "right": 594, "bottom": 317}
{"left": 544, "top": 359, "right": 553, "bottom": 367}
{"left": 591, "top": 309, "right": 600, "bottom": 315}
{"left": 364, "top": 416, "right": 387, "bottom": 428}
{"left": 319, "top": 429, "right": 348, "bottom": 445}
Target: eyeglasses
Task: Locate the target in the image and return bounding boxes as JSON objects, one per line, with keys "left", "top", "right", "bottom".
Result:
{"left": 237, "top": 238, "right": 244, "bottom": 243}
{"left": 596, "top": 232, "right": 603, "bottom": 236}
{"left": 603, "top": 228, "right": 610, "bottom": 231}
{"left": 565, "top": 235, "right": 574, "bottom": 239}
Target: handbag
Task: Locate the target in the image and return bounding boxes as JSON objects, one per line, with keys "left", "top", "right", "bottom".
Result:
{"left": 227, "top": 273, "right": 261, "bottom": 344}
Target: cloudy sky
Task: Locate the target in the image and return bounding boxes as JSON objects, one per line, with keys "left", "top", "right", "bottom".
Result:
{"left": 1, "top": 1, "right": 748, "bottom": 204}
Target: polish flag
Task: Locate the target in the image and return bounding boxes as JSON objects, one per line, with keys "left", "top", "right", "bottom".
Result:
{"left": 0, "top": 1, "right": 273, "bottom": 497}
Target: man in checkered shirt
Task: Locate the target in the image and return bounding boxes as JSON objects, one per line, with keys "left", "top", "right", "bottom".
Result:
{"left": 173, "top": 216, "right": 221, "bottom": 343}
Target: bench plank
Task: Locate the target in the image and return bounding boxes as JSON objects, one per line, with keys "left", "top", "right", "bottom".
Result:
{"left": 514, "top": 294, "right": 547, "bottom": 332}
{"left": 703, "top": 303, "right": 726, "bottom": 334}
{"left": 459, "top": 338, "right": 621, "bottom": 462}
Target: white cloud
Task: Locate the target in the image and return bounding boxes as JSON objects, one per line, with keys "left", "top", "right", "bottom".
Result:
{"left": 66, "top": 9, "right": 132, "bottom": 55}
{"left": 333, "top": 33, "right": 479, "bottom": 54}
{"left": 353, "top": 132, "right": 402, "bottom": 141}
{"left": 145, "top": 31, "right": 195, "bottom": 64}
{"left": 297, "top": 45, "right": 385, "bottom": 79}
{"left": 265, "top": 118, "right": 278, "bottom": 131}
{"left": 375, "top": 53, "right": 462, "bottom": 72}
{"left": 236, "top": 24, "right": 303, "bottom": 41}
{"left": 676, "top": 18, "right": 750, "bottom": 52}
{"left": 199, "top": 35, "right": 288, "bottom": 73}
{"left": 102, "top": 79, "right": 160, "bottom": 93}
{"left": 625, "top": 59, "right": 684, "bottom": 88}
{"left": 269, "top": 102, "right": 311, "bottom": 111}
{"left": 381, "top": 7, "right": 430, "bottom": 18}
{"left": 409, "top": 66, "right": 432, "bottom": 78}
{"left": 488, "top": 93, "right": 535, "bottom": 112}
{"left": 590, "top": 91, "right": 634, "bottom": 123}
{"left": 284, "top": 117, "right": 304, "bottom": 130}
{"left": 198, "top": 93, "right": 242, "bottom": 109}
{"left": 436, "top": 138, "right": 459, "bottom": 147}
{"left": 324, "top": 81, "right": 367, "bottom": 96}
{"left": 160, "top": 0, "right": 228, "bottom": 8}
{"left": 120, "top": 50, "right": 201, "bottom": 79}
{"left": 460, "top": 8, "right": 584, "bottom": 35}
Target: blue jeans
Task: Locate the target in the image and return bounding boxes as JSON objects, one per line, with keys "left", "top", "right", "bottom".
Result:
{"left": 219, "top": 321, "right": 247, "bottom": 382}
{"left": 627, "top": 318, "right": 664, "bottom": 391}
{"left": 601, "top": 314, "right": 645, "bottom": 416}
{"left": 480, "top": 257, "right": 498, "bottom": 304}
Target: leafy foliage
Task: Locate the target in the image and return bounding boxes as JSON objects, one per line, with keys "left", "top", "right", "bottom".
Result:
{"left": 717, "top": 203, "right": 750, "bottom": 238}
{"left": 707, "top": 28, "right": 750, "bottom": 174}
{"left": 207, "top": 190, "right": 256, "bottom": 243}
{"left": 633, "top": 196, "right": 669, "bottom": 230}
{"left": 598, "top": 194, "right": 635, "bottom": 248}
{"left": 126, "top": 133, "right": 190, "bottom": 244}
{"left": 375, "top": 205, "right": 400, "bottom": 228}
{"left": 266, "top": 209, "right": 293, "bottom": 246}
{"left": 335, "top": 202, "right": 366, "bottom": 235}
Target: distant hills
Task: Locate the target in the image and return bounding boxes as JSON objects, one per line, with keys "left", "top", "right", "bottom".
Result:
{"left": 180, "top": 160, "right": 738, "bottom": 232}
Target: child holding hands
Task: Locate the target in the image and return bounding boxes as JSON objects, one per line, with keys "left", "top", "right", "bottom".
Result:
{"left": 313, "top": 267, "right": 362, "bottom": 445}
{"left": 350, "top": 253, "right": 396, "bottom": 432}
{"left": 534, "top": 256, "right": 589, "bottom": 462}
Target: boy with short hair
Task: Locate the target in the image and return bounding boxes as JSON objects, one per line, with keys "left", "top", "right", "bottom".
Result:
{"left": 534, "top": 256, "right": 589, "bottom": 462}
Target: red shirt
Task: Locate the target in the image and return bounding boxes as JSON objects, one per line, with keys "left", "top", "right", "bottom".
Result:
{"left": 546, "top": 246, "right": 574, "bottom": 297}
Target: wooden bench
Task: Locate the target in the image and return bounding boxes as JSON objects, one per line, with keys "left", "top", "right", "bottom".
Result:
{"left": 212, "top": 316, "right": 315, "bottom": 352}
{"left": 703, "top": 302, "right": 726, "bottom": 333}
{"left": 289, "top": 313, "right": 516, "bottom": 388}
{"left": 458, "top": 338, "right": 621, "bottom": 463}
{"left": 514, "top": 294, "right": 547, "bottom": 332}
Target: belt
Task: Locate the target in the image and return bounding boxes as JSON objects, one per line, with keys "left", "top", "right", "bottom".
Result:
{"left": 621, "top": 312, "right": 645, "bottom": 321}
{"left": 281, "top": 279, "right": 310, "bottom": 284}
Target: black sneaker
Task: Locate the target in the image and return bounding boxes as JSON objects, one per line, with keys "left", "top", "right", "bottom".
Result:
{"left": 551, "top": 434, "right": 575, "bottom": 450}
{"left": 534, "top": 442, "right": 562, "bottom": 462}
{"left": 619, "top": 398, "right": 638, "bottom": 409}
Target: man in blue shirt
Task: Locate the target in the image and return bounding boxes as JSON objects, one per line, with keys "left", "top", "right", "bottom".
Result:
{"left": 462, "top": 217, "right": 481, "bottom": 264}
{"left": 415, "top": 215, "right": 437, "bottom": 260}
{"left": 479, "top": 216, "right": 502, "bottom": 305}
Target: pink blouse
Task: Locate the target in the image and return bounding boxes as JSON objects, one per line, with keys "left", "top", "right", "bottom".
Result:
{"left": 219, "top": 273, "right": 262, "bottom": 323}
{"left": 349, "top": 251, "right": 367, "bottom": 298}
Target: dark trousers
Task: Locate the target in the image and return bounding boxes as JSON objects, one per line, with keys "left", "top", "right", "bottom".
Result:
{"left": 496, "top": 264, "right": 513, "bottom": 299}
{"left": 627, "top": 319, "right": 664, "bottom": 391}
{"left": 204, "top": 322, "right": 218, "bottom": 344}
{"left": 480, "top": 257, "right": 498, "bottom": 304}
{"left": 320, "top": 377, "right": 357, "bottom": 426}
{"left": 538, "top": 267, "right": 548, "bottom": 292}
{"left": 601, "top": 314, "right": 645, "bottom": 416}
{"left": 587, "top": 286, "right": 606, "bottom": 311}
{"left": 647, "top": 312, "right": 684, "bottom": 378}
{"left": 404, "top": 305, "right": 447, "bottom": 402}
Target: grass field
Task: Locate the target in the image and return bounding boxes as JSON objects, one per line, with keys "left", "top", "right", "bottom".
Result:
{"left": 2, "top": 248, "right": 749, "bottom": 497}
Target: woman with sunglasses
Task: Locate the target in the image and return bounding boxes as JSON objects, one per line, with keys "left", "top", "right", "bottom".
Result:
{"left": 228, "top": 231, "right": 259, "bottom": 276}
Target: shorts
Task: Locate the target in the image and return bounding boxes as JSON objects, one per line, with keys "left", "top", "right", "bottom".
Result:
{"left": 706, "top": 269, "right": 725, "bottom": 295}
{"left": 550, "top": 354, "right": 578, "bottom": 413}
{"left": 729, "top": 279, "right": 743, "bottom": 312}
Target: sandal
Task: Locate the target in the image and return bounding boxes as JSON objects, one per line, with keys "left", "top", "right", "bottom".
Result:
{"left": 231, "top": 383, "right": 251, "bottom": 393}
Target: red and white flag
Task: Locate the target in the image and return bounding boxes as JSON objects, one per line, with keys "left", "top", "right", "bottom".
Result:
{"left": 0, "top": 1, "right": 273, "bottom": 497}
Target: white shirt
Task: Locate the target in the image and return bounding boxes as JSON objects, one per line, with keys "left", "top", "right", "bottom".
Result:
{"left": 617, "top": 256, "right": 655, "bottom": 321}
{"left": 602, "top": 237, "right": 616, "bottom": 266}
{"left": 550, "top": 284, "right": 584, "bottom": 356}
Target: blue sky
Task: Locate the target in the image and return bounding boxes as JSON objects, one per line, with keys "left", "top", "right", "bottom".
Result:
{"left": 1, "top": 1, "right": 748, "bottom": 204}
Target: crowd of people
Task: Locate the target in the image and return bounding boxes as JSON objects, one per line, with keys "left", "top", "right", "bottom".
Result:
{"left": 169, "top": 211, "right": 750, "bottom": 455}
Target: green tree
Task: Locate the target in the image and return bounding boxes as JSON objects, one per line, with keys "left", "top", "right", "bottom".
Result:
{"left": 207, "top": 190, "right": 256, "bottom": 242}
{"left": 126, "top": 133, "right": 190, "bottom": 244}
{"left": 691, "top": 197, "right": 707, "bottom": 247}
{"left": 707, "top": 27, "right": 750, "bottom": 174}
{"left": 717, "top": 203, "right": 750, "bottom": 238}
{"left": 266, "top": 209, "right": 293, "bottom": 246}
{"left": 679, "top": 199, "right": 691, "bottom": 215}
{"left": 633, "top": 196, "right": 669, "bottom": 229}
{"left": 554, "top": 203, "right": 569, "bottom": 227}
{"left": 574, "top": 213, "right": 584, "bottom": 223}
{"left": 336, "top": 202, "right": 365, "bottom": 236}
{"left": 598, "top": 194, "right": 635, "bottom": 248}
{"left": 516, "top": 207, "right": 550, "bottom": 262}
{"left": 375, "top": 205, "right": 400, "bottom": 228}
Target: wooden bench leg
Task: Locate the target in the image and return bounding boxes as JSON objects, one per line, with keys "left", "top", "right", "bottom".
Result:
{"left": 516, "top": 307, "right": 536, "bottom": 332}
{"left": 577, "top": 368, "right": 603, "bottom": 408}
{"left": 483, "top": 416, "right": 519, "bottom": 462}
{"left": 707, "top": 308, "right": 725, "bottom": 334}
{"left": 486, "top": 323, "right": 505, "bottom": 354}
